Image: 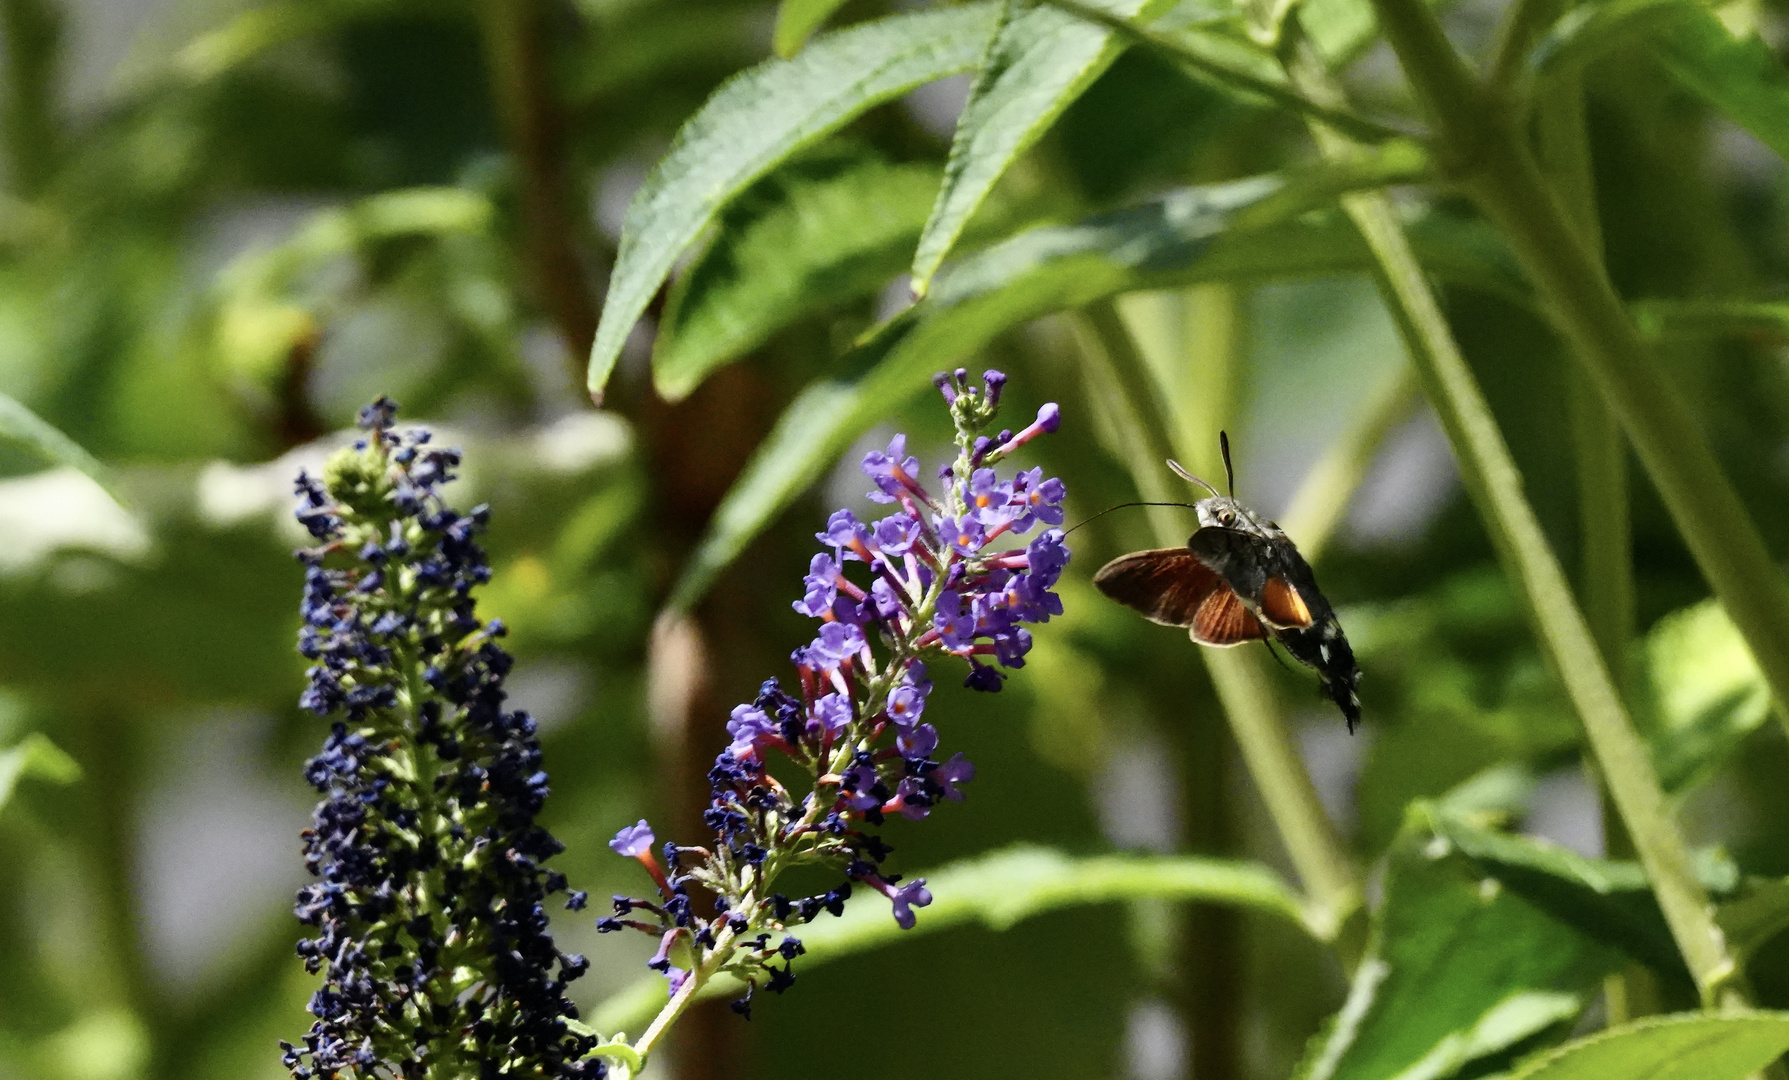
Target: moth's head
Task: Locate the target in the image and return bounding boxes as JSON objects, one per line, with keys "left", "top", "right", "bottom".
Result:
{"left": 1195, "top": 495, "right": 1267, "bottom": 533}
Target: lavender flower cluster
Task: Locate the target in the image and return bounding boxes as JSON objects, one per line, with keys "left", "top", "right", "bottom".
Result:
{"left": 603, "top": 371, "right": 1068, "bottom": 1021}
{"left": 284, "top": 399, "right": 600, "bottom": 1080}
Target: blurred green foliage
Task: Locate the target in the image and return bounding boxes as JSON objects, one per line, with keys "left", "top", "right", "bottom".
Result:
{"left": 4, "top": 0, "right": 1789, "bottom": 1078}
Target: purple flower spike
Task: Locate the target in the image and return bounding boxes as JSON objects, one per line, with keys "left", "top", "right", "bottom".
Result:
{"left": 812, "top": 693, "right": 853, "bottom": 739}
{"left": 967, "top": 469, "right": 1015, "bottom": 528}
{"left": 938, "top": 754, "right": 975, "bottom": 800}
{"left": 933, "top": 591, "right": 977, "bottom": 650}
{"left": 817, "top": 509, "right": 870, "bottom": 557}
{"left": 886, "top": 878, "right": 933, "bottom": 930}
{"left": 606, "top": 371, "right": 1068, "bottom": 1020}
{"left": 872, "top": 513, "right": 921, "bottom": 556}
{"left": 885, "top": 684, "right": 926, "bottom": 727}
{"left": 862, "top": 436, "right": 923, "bottom": 505}
{"left": 610, "top": 820, "right": 657, "bottom": 858}
{"left": 793, "top": 553, "right": 840, "bottom": 618}
{"left": 939, "top": 515, "right": 985, "bottom": 557}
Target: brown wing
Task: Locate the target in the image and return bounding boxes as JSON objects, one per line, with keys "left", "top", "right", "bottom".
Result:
{"left": 1192, "top": 586, "right": 1266, "bottom": 646}
{"left": 1260, "top": 576, "right": 1314, "bottom": 629}
{"left": 1093, "top": 549, "right": 1224, "bottom": 627}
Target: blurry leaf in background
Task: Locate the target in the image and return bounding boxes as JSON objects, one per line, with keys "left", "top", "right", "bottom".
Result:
{"left": 909, "top": 0, "right": 1177, "bottom": 295}
{"left": 590, "top": 843, "right": 1307, "bottom": 1036}
{"left": 1642, "top": 597, "right": 1774, "bottom": 795}
{"left": 1504, "top": 1011, "right": 1789, "bottom": 1080}
{"left": 1652, "top": 7, "right": 1789, "bottom": 164}
{"left": 0, "top": 395, "right": 125, "bottom": 505}
{"left": 0, "top": 733, "right": 81, "bottom": 813}
{"left": 772, "top": 0, "right": 855, "bottom": 57}
{"left": 586, "top": 3, "right": 1003, "bottom": 395}
{"left": 1295, "top": 807, "right": 1625, "bottom": 1080}
{"left": 654, "top": 149, "right": 944, "bottom": 400}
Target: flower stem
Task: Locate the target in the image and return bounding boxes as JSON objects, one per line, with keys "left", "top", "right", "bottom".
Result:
{"left": 1075, "top": 300, "right": 1364, "bottom": 954}
{"left": 1279, "top": 26, "right": 1747, "bottom": 1008}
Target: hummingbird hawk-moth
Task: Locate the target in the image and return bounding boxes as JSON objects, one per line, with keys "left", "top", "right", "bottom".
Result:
{"left": 1092, "top": 434, "right": 1362, "bottom": 731}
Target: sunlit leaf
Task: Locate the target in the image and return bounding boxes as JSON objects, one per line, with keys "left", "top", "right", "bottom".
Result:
{"left": 653, "top": 152, "right": 943, "bottom": 400}
{"left": 669, "top": 169, "right": 1525, "bottom": 611}
{"left": 910, "top": 0, "right": 1177, "bottom": 295}
{"left": 773, "top": 0, "right": 855, "bottom": 57}
{"left": 1653, "top": 8, "right": 1789, "bottom": 162}
{"left": 1642, "top": 598, "right": 1773, "bottom": 794}
{"left": 0, "top": 393, "right": 126, "bottom": 507}
{"left": 1294, "top": 808, "right": 1625, "bottom": 1080}
{"left": 586, "top": 4, "right": 1004, "bottom": 398}
{"left": 0, "top": 733, "right": 81, "bottom": 812}
{"left": 589, "top": 843, "right": 1305, "bottom": 1038}
{"left": 1506, "top": 1012, "right": 1789, "bottom": 1080}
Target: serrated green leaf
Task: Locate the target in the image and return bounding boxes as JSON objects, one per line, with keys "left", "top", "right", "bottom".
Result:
{"left": 1506, "top": 1012, "right": 1789, "bottom": 1080}
{"left": 669, "top": 169, "right": 1525, "bottom": 612}
{"left": 1296, "top": 813, "right": 1626, "bottom": 1080}
{"left": 653, "top": 153, "right": 943, "bottom": 400}
{"left": 586, "top": 5, "right": 1003, "bottom": 398}
{"left": 0, "top": 393, "right": 126, "bottom": 507}
{"left": 773, "top": 0, "right": 855, "bottom": 57}
{"left": 1654, "top": 8, "right": 1789, "bottom": 162}
{"left": 0, "top": 733, "right": 82, "bottom": 812}
{"left": 910, "top": 0, "right": 1177, "bottom": 295}
{"left": 589, "top": 843, "right": 1304, "bottom": 1038}
{"left": 1643, "top": 598, "right": 1773, "bottom": 794}
{"left": 1424, "top": 805, "right": 1728, "bottom": 979}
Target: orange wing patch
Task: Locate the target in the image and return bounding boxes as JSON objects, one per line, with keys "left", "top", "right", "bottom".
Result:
{"left": 1192, "top": 587, "right": 1266, "bottom": 646}
{"left": 1093, "top": 549, "right": 1224, "bottom": 628}
{"left": 1260, "top": 576, "right": 1313, "bottom": 629}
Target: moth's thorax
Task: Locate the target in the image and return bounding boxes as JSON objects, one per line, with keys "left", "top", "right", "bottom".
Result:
{"left": 1194, "top": 495, "right": 1280, "bottom": 538}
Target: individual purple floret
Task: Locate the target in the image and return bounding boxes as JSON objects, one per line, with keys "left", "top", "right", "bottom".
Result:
{"left": 604, "top": 370, "right": 1068, "bottom": 1026}
{"left": 283, "top": 399, "right": 600, "bottom": 1080}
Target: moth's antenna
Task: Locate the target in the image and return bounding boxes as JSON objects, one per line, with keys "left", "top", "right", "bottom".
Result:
{"left": 1219, "top": 431, "right": 1236, "bottom": 498}
{"left": 1166, "top": 459, "right": 1220, "bottom": 498}
{"left": 1065, "top": 501, "right": 1202, "bottom": 535}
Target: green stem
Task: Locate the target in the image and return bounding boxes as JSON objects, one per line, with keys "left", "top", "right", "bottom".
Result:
{"left": 1365, "top": 0, "right": 1789, "bottom": 754}
{"left": 1075, "top": 301, "right": 1364, "bottom": 951}
{"left": 1280, "top": 26, "right": 1746, "bottom": 1008}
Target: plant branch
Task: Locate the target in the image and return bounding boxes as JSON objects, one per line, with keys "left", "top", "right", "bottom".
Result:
{"left": 1279, "top": 24, "right": 1747, "bottom": 1008}
{"left": 1276, "top": 363, "right": 1421, "bottom": 565}
{"left": 1039, "top": 0, "right": 1417, "bottom": 145}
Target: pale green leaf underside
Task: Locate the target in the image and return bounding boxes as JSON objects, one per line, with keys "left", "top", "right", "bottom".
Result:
{"left": 586, "top": 4, "right": 1003, "bottom": 397}
{"left": 0, "top": 393, "right": 126, "bottom": 506}
{"left": 911, "top": 0, "right": 1174, "bottom": 295}
{"left": 1297, "top": 813, "right": 1624, "bottom": 1080}
{"left": 589, "top": 844, "right": 1303, "bottom": 1038}
{"left": 653, "top": 154, "right": 943, "bottom": 401}
{"left": 772, "top": 0, "right": 854, "bottom": 57}
{"left": 666, "top": 170, "right": 1524, "bottom": 614}
{"left": 1506, "top": 1012, "right": 1789, "bottom": 1080}
{"left": 0, "top": 733, "right": 82, "bottom": 813}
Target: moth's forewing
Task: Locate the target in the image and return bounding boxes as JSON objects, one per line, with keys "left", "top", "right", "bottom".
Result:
{"left": 1092, "top": 548, "right": 1222, "bottom": 628}
{"left": 1191, "top": 587, "right": 1265, "bottom": 646}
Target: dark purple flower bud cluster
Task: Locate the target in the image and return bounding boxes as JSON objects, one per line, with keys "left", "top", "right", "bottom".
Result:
{"left": 603, "top": 371, "right": 1068, "bottom": 1025}
{"left": 283, "top": 399, "right": 601, "bottom": 1080}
